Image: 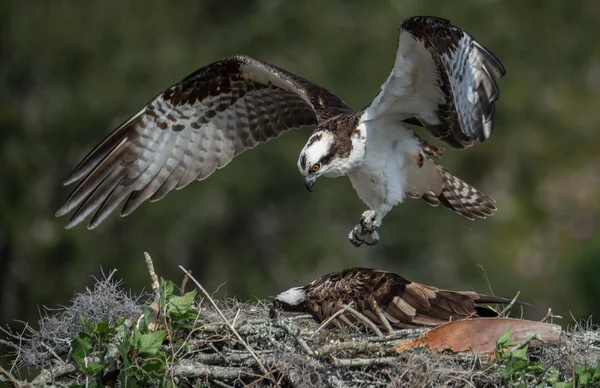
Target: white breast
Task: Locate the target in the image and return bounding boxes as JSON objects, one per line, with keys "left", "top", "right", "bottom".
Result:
{"left": 347, "top": 118, "right": 420, "bottom": 209}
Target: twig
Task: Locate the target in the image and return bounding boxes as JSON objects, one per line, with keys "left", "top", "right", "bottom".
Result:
{"left": 540, "top": 308, "right": 562, "bottom": 324}
{"left": 508, "top": 332, "right": 538, "bottom": 353}
{"left": 174, "top": 311, "right": 204, "bottom": 359}
{"left": 144, "top": 252, "right": 160, "bottom": 301}
{"left": 172, "top": 359, "right": 253, "bottom": 380}
{"left": 0, "top": 365, "right": 20, "bottom": 387}
{"left": 342, "top": 304, "right": 384, "bottom": 338}
{"left": 41, "top": 341, "right": 66, "bottom": 364}
{"left": 331, "top": 356, "right": 403, "bottom": 367}
{"left": 534, "top": 357, "right": 556, "bottom": 386}
{"left": 180, "top": 271, "right": 191, "bottom": 296}
{"left": 366, "top": 328, "right": 427, "bottom": 342}
{"left": 231, "top": 309, "right": 241, "bottom": 328}
{"left": 31, "top": 363, "right": 76, "bottom": 385}
{"left": 296, "top": 337, "right": 314, "bottom": 356}
{"left": 289, "top": 314, "right": 313, "bottom": 321}
{"left": 315, "top": 341, "right": 386, "bottom": 357}
{"left": 179, "top": 266, "right": 272, "bottom": 381}
{"left": 374, "top": 305, "right": 393, "bottom": 334}
{"left": 498, "top": 291, "right": 520, "bottom": 317}
{"left": 0, "top": 339, "right": 20, "bottom": 350}
{"left": 211, "top": 379, "right": 234, "bottom": 388}
{"left": 311, "top": 302, "right": 354, "bottom": 338}
{"left": 477, "top": 263, "right": 494, "bottom": 296}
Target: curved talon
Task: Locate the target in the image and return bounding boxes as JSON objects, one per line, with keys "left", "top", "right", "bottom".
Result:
{"left": 364, "top": 236, "right": 379, "bottom": 246}
{"left": 349, "top": 225, "right": 380, "bottom": 247}
{"left": 348, "top": 228, "right": 364, "bottom": 247}
{"left": 362, "top": 230, "right": 380, "bottom": 246}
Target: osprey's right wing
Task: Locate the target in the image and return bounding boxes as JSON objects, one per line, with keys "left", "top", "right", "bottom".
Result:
{"left": 56, "top": 55, "right": 352, "bottom": 229}
{"left": 364, "top": 16, "right": 506, "bottom": 149}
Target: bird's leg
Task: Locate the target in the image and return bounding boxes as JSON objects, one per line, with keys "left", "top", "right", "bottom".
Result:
{"left": 349, "top": 226, "right": 379, "bottom": 247}
{"left": 348, "top": 205, "right": 392, "bottom": 247}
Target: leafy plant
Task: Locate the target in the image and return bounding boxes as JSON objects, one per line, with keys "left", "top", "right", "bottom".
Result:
{"left": 70, "top": 278, "right": 199, "bottom": 387}
{"left": 495, "top": 328, "right": 600, "bottom": 387}
{"left": 70, "top": 314, "right": 116, "bottom": 375}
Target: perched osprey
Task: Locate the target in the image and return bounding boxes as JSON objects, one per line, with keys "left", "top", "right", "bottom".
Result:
{"left": 56, "top": 16, "right": 505, "bottom": 247}
{"left": 273, "top": 267, "right": 527, "bottom": 330}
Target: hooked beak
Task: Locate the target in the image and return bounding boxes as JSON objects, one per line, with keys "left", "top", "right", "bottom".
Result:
{"left": 304, "top": 177, "right": 315, "bottom": 192}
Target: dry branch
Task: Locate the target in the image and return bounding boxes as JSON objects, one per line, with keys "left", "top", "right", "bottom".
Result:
{"left": 179, "top": 265, "right": 273, "bottom": 383}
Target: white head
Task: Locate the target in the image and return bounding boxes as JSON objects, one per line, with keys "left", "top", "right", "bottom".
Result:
{"left": 297, "top": 125, "right": 366, "bottom": 192}
{"left": 273, "top": 286, "right": 308, "bottom": 315}
{"left": 275, "top": 286, "right": 306, "bottom": 306}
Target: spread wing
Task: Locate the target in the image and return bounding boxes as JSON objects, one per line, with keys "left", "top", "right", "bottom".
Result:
{"left": 56, "top": 55, "right": 352, "bottom": 229}
{"left": 364, "top": 16, "right": 506, "bottom": 149}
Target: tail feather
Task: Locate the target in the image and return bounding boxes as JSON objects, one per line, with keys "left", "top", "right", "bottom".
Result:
{"left": 420, "top": 166, "right": 496, "bottom": 220}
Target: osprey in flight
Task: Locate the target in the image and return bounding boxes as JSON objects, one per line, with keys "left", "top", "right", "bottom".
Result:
{"left": 56, "top": 16, "right": 505, "bottom": 247}
{"left": 273, "top": 267, "right": 527, "bottom": 330}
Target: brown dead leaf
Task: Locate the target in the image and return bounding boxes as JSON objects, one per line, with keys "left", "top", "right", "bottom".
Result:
{"left": 396, "top": 318, "right": 561, "bottom": 356}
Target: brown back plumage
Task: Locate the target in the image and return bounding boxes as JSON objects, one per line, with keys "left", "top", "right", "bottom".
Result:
{"left": 295, "top": 268, "right": 526, "bottom": 330}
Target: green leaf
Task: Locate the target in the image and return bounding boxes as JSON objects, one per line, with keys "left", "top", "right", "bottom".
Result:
{"left": 168, "top": 289, "right": 197, "bottom": 316}
{"left": 71, "top": 335, "right": 93, "bottom": 371}
{"left": 93, "top": 320, "right": 109, "bottom": 335}
{"left": 497, "top": 328, "right": 512, "bottom": 347}
{"left": 136, "top": 330, "right": 166, "bottom": 355}
{"left": 161, "top": 379, "right": 177, "bottom": 388}
{"left": 119, "top": 369, "right": 140, "bottom": 388}
{"left": 510, "top": 344, "right": 529, "bottom": 361}
{"left": 554, "top": 382, "right": 573, "bottom": 388}
{"left": 594, "top": 359, "right": 600, "bottom": 379}
{"left": 579, "top": 367, "right": 592, "bottom": 386}
{"left": 117, "top": 325, "right": 133, "bottom": 368}
{"left": 142, "top": 358, "right": 167, "bottom": 373}
{"left": 159, "top": 278, "right": 175, "bottom": 313}
{"left": 546, "top": 368, "right": 559, "bottom": 383}
{"left": 83, "top": 361, "right": 107, "bottom": 374}
{"left": 171, "top": 309, "right": 199, "bottom": 323}
{"left": 116, "top": 341, "right": 131, "bottom": 368}
{"left": 78, "top": 314, "right": 94, "bottom": 333}
{"left": 139, "top": 306, "right": 154, "bottom": 334}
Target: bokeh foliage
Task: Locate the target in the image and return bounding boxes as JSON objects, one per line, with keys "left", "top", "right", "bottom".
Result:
{"left": 1, "top": 0, "right": 599, "bottom": 334}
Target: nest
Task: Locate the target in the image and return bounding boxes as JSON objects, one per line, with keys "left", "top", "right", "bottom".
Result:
{"left": 1, "top": 260, "right": 599, "bottom": 387}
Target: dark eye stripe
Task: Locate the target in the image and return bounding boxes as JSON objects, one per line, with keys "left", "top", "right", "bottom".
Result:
{"left": 318, "top": 144, "right": 338, "bottom": 166}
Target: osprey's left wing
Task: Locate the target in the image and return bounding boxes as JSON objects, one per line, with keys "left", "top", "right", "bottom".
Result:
{"left": 56, "top": 55, "right": 352, "bottom": 229}
{"left": 364, "top": 16, "right": 506, "bottom": 149}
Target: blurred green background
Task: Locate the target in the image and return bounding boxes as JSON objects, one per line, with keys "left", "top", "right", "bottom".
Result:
{"left": 1, "top": 0, "right": 599, "bottom": 346}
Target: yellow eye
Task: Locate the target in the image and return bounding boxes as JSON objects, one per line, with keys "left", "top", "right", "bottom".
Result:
{"left": 311, "top": 164, "right": 320, "bottom": 172}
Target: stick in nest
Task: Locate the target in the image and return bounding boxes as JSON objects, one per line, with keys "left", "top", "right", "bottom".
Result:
{"left": 311, "top": 302, "right": 355, "bottom": 338}
{"left": 178, "top": 265, "right": 274, "bottom": 383}
{"left": 0, "top": 365, "right": 20, "bottom": 388}
{"left": 180, "top": 270, "right": 191, "bottom": 296}
{"left": 374, "top": 303, "right": 394, "bottom": 334}
{"left": 498, "top": 291, "right": 520, "bottom": 317}
{"left": 343, "top": 304, "right": 384, "bottom": 338}
{"left": 508, "top": 332, "right": 538, "bottom": 353}
{"left": 331, "top": 356, "right": 403, "bottom": 367}
{"left": 540, "top": 308, "right": 562, "bottom": 324}
{"left": 311, "top": 302, "right": 384, "bottom": 338}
